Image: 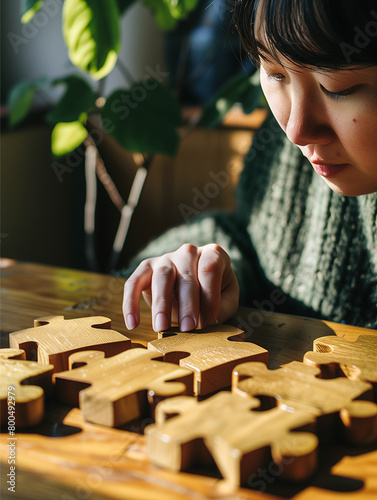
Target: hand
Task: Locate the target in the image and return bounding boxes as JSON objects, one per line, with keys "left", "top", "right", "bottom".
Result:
{"left": 123, "top": 243, "right": 239, "bottom": 332}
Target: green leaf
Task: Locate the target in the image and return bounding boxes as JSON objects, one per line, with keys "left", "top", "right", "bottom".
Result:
{"left": 102, "top": 81, "right": 181, "bottom": 156}
{"left": 21, "top": 0, "right": 44, "bottom": 23}
{"left": 200, "top": 72, "right": 263, "bottom": 129}
{"left": 8, "top": 78, "right": 45, "bottom": 128}
{"left": 117, "top": 0, "right": 136, "bottom": 15}
{"left": 142, "top": 0, "right": 199, "bottom": 31}
{"left": 63, "top": 0, "right": 121, "bottom": 80}
{"left": 46, "top": 75, "right": 98, "bottom": 123}
{"left": 51, "top": 121, "right": 88, "bottom": 156}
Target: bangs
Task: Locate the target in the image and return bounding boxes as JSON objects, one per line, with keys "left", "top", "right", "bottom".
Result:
{"left": 233, "top": 0, "right": 377, "bottom": 70}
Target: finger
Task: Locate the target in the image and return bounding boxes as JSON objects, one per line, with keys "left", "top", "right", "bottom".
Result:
{"left": 216, "top": 270, "right": 239, "bottom": 325}
{"left": 197, "top": 244, "right": 225, "bottom": 328}
{"left": 174, "top": 244, "right": 200, "bottom": 331}
{"left": 122, "top": 261, "right": 153, "bottom": 330}
{"left": 150, "top": 257, "right": 177, "bottom": 332}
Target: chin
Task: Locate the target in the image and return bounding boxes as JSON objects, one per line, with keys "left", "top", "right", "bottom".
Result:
{"left": 323, "top": 178, "right": 377, "bottom": 197}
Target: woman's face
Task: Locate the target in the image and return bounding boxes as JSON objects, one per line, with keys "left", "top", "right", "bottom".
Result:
{"left": 259, "top": 54, "right": 377, "bottom": 196}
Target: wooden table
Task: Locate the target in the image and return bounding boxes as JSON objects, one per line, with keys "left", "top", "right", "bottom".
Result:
{"left": 1, "top": 261, "right": 376, "bottom": 500}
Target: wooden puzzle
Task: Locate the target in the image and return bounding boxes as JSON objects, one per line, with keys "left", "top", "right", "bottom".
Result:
{"left": 146, "top": 391, "right": 318, "bottom": 487}
{"left": 9, "top": 315, "right": 131, "bottom": 372}
{"left": 148, "top": 324, "right": 268, "bottom": 395}
{"left": 54, "top": 348, "right": 194, "bottom": 427}
{"left": 304, "top": 335, "right": 377, "bottom": 397}
{"left": 0, "top": 348, "right": 54, "bottom": 428}
{"left": 3, "top": 313, "right": 377, "bottom": 496}
{"left": 232, "top": 360, "right": 377, "bottom": 445}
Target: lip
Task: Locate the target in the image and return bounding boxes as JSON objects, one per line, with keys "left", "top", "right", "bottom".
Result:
{"left": 310, "top": 160, "right": 349, "bottom": 178}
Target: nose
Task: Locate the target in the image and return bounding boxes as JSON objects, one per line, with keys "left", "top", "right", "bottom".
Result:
{"left": 285, "top": 89, "right": 333, "bottom": 147}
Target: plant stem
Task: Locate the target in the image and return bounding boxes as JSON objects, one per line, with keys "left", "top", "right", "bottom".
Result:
{"left": 84, "top": 134, "right": 126, "bottom": 212}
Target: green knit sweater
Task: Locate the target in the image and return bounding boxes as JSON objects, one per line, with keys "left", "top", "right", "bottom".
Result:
{"left": 121, "top": 114, "right": 377, "bottom": 328}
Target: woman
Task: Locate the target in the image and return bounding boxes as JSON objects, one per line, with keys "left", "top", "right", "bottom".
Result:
{"left": 122, "top": 0, "right": 377, "bottom": 332}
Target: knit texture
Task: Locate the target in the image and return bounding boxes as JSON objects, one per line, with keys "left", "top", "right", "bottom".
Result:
{"left": 120, "top": 114, "right": 377, "bottom": 328}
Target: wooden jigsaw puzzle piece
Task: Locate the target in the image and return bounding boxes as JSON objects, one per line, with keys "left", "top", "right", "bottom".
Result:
{"left": 232, "top": 361, "right": 377, "bottom": 445}
{"left": 148, "top": 324, "right": 268, "bottom": 395}
{"left": 146, "top": 391, "right": 317, "bottom": 487}
{"left": 0, "top": 348, "right": 53, "bottom": 428}
{"left": 304, "top": 335, "right": 377, "bottom": 398}
{"left": 0, "top": 348, "right": 26, "bottom": 360}
{"left": 54, "top": 348, "right": 194, "bottom": 427}
{"left": 9, "top": 315, "right": 131, "bottom": 372}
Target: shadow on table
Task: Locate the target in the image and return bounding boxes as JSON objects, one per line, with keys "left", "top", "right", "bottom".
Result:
{"left": 229, "top": 307, "right": 342, "bottom": 369}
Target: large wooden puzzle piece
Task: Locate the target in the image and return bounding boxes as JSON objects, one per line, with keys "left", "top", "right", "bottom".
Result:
{"left": 146, "top": 391, "right": 317, "bottom": 487}
{"left": 148, "top": 324, "right": 268, "bottom": 395}
{"left": 0, "top": 348, "right": 54, "bottom": 428}
{"left": 9, "top": 315, "right": 131, "bottom": 372}
{"left": 304, "top": 335, "right": 377, "bottom": 398}
{"left": 54, "top": 348, "right": 194, "bottom": 427}
{"left": 232, "top": 361, "right": 377, "bottom": 445}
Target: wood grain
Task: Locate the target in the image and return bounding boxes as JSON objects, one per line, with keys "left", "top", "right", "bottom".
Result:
{"left": 9, "top": 315, "right": 131, "bottom": 373}
{"left": 148, "top": 325, "right": 268, "bottom": 395}
{"left": 0, "top": 349, "right": 53, "bottom": 428}
{"left": 0, "top": 407, "right": 282, "bottom": 500}
{"left": 146, "top": 392, "right": 318, "bottom": 486}
{"left": 2, "top": 405, "right": 377, "bottom": 500}
{"left": 2, "top": 261, "right": 377, "bottom": 499}
{"left": 232, "top": 361, "right": 377, "bottom": 445}
{"left": 2, "top": 262, "right": 376, "bottom": 367}
{"left": 55, "top": 348, "right": 194, "bottom": 426}
{"left": 304, "top": 335, "right": 377, "bottom": 397}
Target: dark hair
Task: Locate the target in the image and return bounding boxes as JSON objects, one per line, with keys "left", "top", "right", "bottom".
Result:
{"left": 233, "top": 0, "right": 377, "bottom": 69}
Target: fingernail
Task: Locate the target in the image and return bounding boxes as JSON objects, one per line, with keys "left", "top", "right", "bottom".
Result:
{"left": 180, "top": 316, "right": 196, "bottom": 332}
{"left": 154, "top": 312, "right": 169, "bottom": 332}
{"left": 126, "top": 314, "right": 137, "bottom": 330}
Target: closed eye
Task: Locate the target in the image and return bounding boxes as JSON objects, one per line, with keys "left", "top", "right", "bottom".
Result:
{"left": 321, "top": 84, "right": 362, "bottom": 100}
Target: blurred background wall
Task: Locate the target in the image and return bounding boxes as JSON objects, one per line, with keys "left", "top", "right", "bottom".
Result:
{"left": 1, "top": 1, "right": 165, "bottom": 270}
{"left": 1, "top": 1, "right": 165, "bottom": 103}
{"left": 1, "top": 1, "right": 260, "bottom": 273}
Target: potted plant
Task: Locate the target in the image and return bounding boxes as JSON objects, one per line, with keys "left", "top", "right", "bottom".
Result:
{"left": 8, "top": 0, "right": 263, "bottom": 271}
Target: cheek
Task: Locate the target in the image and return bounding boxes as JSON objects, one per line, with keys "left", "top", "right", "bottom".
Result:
{"left": 337, "top": 114, "right": 377, "bottom": 166}
{"left": 331, "top": 98, "right": 377, "bottom": 166}
{"left": 260, "top": 78, "right": 289, "bottom": 131}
